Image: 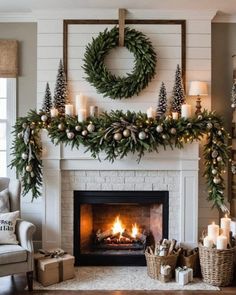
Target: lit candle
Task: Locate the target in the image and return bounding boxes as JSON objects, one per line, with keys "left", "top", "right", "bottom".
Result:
{"left": 50, "top": 107, "right": 58, "bottom": 117}
{"left": 172, "top": 112, "right": 178, "bottom": 120}
{"left": 203, "top": 236, "right": 213, "bottom": 248}
{"left": 216, "top": 235, "right": 227, "bottom": 250}
{"left": 208, "top": 221, "right": 219, "bottom": 244}
{"left": 90, "top": 105, "right": 98, "bottom": 117}
{"left": 147, "top": 107, "right": 155, "bottom": 119}
{"left": 181, "top": 104, "right": 192, "bottom": 119}
{"left": 78, "top": 109, "right": 87, "bottom": 122}
{"left": 221, "top": 214, "right": 231, "bottom": 243}
{"left": 76, "top": 93, "right": 87, "bottom": 115}
{"left": 65, "top": 104, "right": 74, "bottom": 116}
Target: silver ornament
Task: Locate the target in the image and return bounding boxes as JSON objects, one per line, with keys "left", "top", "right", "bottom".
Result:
{"left": 187, "top": 123, "right": 192, "bottom": 128}
{"left": 198, "top": 115, "right": 203, "bottom": 120}
{"left": 212, "top": 169, "right": 218, "bottom": 175}
{"left": 217, "top": 156, "right": 222, "bottom": 162}
{"left": 58, "top": 123, "right": 65, "bottom": 131}
{"left": 123, "top": 129, "right": 131, "bottom": 138}
{"left": 75, "top": 125, "right": 82, "bottom": 132}
{"left": 170, "top": 128, "right": 176, "bottom": 135}
{"left": 218, "top": 130, "right": 222, "bottom": 136}
{"left": 41, "top": 115, "right": 48, "bottom": 122}
{"left": 25, "top": 165, "right": 33, "bottom": 172}
{"left": 156, "top": 125, "right": 163, "bottom": 133}
{"left": 67, "top": 132, "right": 75, "bottom": 139}
{"left": 82, "top": 130, "right": 88, "bottom": 136}
{"left": 138, "top": 131, "right": 147, "bottom": 140}
{"left": 87, "top": 123, "right": 95, "bottom": 133}
{"left": 207, "top": 123, "right": 213, "bottom": 130}
{"left": 21, "top": 153, "right": 28, "bottom": 160}
{"left": 114, "top": 132, "right": 122, "bottom": 141}
{"left": 17, "top": 132, "right": 23, "bottom": 139}
{"left": 162, "top": 134, "right": 167, "bottom": 140}
{"left": 213, "top": 177, "right": 221, "bottom": 184}
{"left": 211, "top": 150, "right": 218, "bottom": 158}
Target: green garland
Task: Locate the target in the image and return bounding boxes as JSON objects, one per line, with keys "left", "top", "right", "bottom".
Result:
{"left": 82, "top": 26, "right": 157, "bottom": 99}
{"left": 10, "top": 110, "right": 230, "bottom": 212}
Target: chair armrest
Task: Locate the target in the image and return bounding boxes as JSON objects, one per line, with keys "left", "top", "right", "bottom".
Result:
{"left": 16, "top": 219, "right": 36, "bottom": 252}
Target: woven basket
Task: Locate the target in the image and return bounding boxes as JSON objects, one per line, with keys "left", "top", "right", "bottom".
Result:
{"left": 145, "top": 247, "right": 179, "bottom": 280}
{"left": 179, "top": 251, "right": 200, "bottom": 277}
{"left": 199, "top": 244, "right": 236, "bottom": 287}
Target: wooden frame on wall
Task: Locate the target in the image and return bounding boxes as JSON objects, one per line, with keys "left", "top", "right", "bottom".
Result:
{"left": 63, "top": 19, "right": 186, "bottom": 88}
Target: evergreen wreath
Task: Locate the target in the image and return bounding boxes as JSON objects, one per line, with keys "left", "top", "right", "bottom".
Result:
{"left": 83, "top": 26, "right": 157, "bottom": 99}
{"left": 10, "top": 109, "right": 230, "bottom": 213}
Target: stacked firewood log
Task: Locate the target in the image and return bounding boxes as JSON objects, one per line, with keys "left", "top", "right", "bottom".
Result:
{"left": 148, "top": 239, "right": 180, "bottom": 256}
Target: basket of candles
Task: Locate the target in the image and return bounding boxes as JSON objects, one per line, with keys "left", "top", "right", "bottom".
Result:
{"left": 199, "top": 215, "right": 236, "bottom": 287}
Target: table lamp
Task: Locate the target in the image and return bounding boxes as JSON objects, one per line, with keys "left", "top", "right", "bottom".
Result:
{"left": 189, "top": 81, "right": 208, "bottom": 115}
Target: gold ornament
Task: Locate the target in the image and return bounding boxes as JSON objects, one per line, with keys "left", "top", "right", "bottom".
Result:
{"left": 213, "top": 177, "right": 221, "bottom": 184}
{"left": 41, "top": 115, "right": 48, "bottom": 122}
{"left": 67, "top": 132, "right": 75, "bottom": 139}
{"left": 82, "top": 130, "right": 88, "bottom": 136}
{"left": 26, "top": 165, "right": 33, "bottom": 172}
{"left": 75, "top": 125, "right": 82, "bottom": 132}
{"left": 58, "top": 123, "right": 65, "bottom": 131}
{"left": 87, "top": 123, "right": 95, "bottom": 133}
{"left": 217, "top": 156, "right": 222, "bottom": 162}
{"left": 212, "top": 169, "right": 217, "bottom": 175}
{"left": 123, "top": 129, "right": 131, "bottom": 137}
{"left": 114, "top": 132, "right": 122, "bottom": 141}
{"left": 170, "top": 128, "right": 176, "bottom": 135}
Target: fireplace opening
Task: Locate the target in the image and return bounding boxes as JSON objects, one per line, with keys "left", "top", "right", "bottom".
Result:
{"left": 74, "top": 191, "right": 169, "bottom": 266}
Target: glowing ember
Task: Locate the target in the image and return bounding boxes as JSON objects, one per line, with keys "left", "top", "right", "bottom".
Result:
{"left": 131, "top": 223, "right": 139, "bottom": 238}
{"left": 112, "top": 216, "right": 125, "bottom": 235}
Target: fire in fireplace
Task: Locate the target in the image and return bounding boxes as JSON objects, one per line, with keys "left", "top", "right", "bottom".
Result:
{"left": 95, "top": 215, "right": 147, "bottom": 251}
{"left": 74, "top": 191, "right": 169, "bottom": 266}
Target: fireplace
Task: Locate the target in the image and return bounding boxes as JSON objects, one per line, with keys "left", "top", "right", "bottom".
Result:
{"left": 74, "top": 190, "right": 169, "bottom": 266}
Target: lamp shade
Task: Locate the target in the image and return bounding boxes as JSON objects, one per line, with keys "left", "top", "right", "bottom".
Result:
{"left": 189, "top": 81, "right": 208, "bottom": 96}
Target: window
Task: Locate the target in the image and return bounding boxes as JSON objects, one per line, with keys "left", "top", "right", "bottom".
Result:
{"left": 0, "top": 78, "right": 16, "bottom": 177}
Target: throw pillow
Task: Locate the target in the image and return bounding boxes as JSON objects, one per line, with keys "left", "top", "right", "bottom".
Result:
{"left": 0, "top": 211, "right": 19, "bottom": 244}
{"left": 0, "top": 188, "right": 10, "bottom": 213}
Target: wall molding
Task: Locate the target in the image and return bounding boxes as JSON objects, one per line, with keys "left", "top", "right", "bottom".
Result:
{"left": 0, "top": 12, "right": 36, "bottom": 22}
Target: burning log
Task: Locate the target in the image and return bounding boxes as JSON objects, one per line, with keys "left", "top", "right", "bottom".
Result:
{"left": 123, "top": 229, "right": 134, "bottom": 240}
{"left": 136, "top": 231, "right": 147, "bottom": 244}
{"left": 96, "top": 229, "right": 113, "bottom": 242}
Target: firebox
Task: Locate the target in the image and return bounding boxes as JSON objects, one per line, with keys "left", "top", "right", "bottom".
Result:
{"left": 74, "top": 191, "right": 169, "bottom": 266}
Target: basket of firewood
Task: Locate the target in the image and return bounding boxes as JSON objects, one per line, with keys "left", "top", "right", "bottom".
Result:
{"left": 145, "top": 239, "right": 180, "bottom": 280}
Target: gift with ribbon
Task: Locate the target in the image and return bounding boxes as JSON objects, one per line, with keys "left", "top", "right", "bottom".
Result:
{"left": 175, "top": 266, "right": 193, "bottom": 286}
{"left": 34, "top": 248, "right": 75, "bottom": 287}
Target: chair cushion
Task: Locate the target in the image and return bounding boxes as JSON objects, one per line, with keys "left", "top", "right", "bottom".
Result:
{"left": 0, "top": 244, "right": 27, "bottom": 265}
{"left": 0, "top": 188, "right": 10, "bottom": 213}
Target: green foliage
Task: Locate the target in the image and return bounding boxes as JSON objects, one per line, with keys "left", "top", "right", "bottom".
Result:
{"left": 82, "top": 26, "right": 157, "bottom": 99}
{"left": 171, "top": 64, "right": 185, "bottom": 113}
{"left": 10, "top": 109, "right": 230, "bottom": 211}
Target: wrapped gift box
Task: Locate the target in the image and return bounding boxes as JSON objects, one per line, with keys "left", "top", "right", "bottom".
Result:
{"left": 34, "top": 252, "right": 75, "bottom": 287}
{"left": 175, "top": 267, "right": 193, "bottom": 286}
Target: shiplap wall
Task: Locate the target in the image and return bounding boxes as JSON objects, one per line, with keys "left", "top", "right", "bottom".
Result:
{"left": 34, "top": 11, "right": 216, "bottom": 246}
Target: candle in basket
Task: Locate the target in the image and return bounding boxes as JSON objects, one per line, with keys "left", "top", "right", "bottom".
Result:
{"left": 208, "top": 221, "right": 219, "bottom": 244}
{"left": 230, "top": 219, "right": 236, "bottom": 236}
{"left": 203, "top": 236, "right": 213, "bottom": 248}
{"left": 216, "top": 235, "right": 227, "bottom": 250}
{"left": 221, "top": 214, "right": 231, "bottom": 243}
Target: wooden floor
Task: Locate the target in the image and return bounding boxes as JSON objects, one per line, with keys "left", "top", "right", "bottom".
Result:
{"left": 0, "top": 274, "right": 235, "bottom": 295}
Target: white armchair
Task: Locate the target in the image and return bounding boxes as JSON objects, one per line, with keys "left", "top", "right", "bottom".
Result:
{"left": 0, "top": 177, "right": 36, "bottom": 291}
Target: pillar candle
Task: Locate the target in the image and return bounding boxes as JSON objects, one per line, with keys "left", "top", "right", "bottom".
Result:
{"left": 76, "top": 93, "right": 87, "bottom": 115}
{"left": 78, "top": 109, "right": 87, "bottom": 122}
{"left": 216, "top": 235, "right": 227, "bottom": 250}
{"left": 208, "top": 221, "right": 219, "bottom": 244}
{"left": 203, "top": 236, "right": 213, "bottom": 248}
{"left": 147, "top": 107, "right": 155, "bottom": 119}
{"left": 230, "top": 220, "right": 236, "bottom": 236}
{"left": 65, "top": 104, "right": 74, "bottom": 116}
{"left": 50, "top": 107, "right": 58, "bottom": 117}
{"left": 172, "top": 112, "right": 178, "bottom": 120}
{"left": 90, "top": 105, "right": 98, "bottom": 117}
{"left": 181, "top": 104, "right": 192, "bottom": 119}
{"left": 221, "top": 215, "right": 231, "bottom": 243}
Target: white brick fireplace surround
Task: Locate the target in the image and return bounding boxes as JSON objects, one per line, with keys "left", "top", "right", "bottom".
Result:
{"left": 41, "top": 131, "right": 199, "bottom": 254}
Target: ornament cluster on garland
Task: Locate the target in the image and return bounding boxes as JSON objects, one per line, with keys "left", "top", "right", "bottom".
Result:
{"left": 82, "top": 26, "right": 157, "bottom": 99}
{"left": 10, "top": 109, "right": 230, "bottom": 212}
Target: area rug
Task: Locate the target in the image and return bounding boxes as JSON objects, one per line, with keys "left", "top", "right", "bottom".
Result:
{"left": 33, "top": 267, "right": 220, "bottom": 290}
